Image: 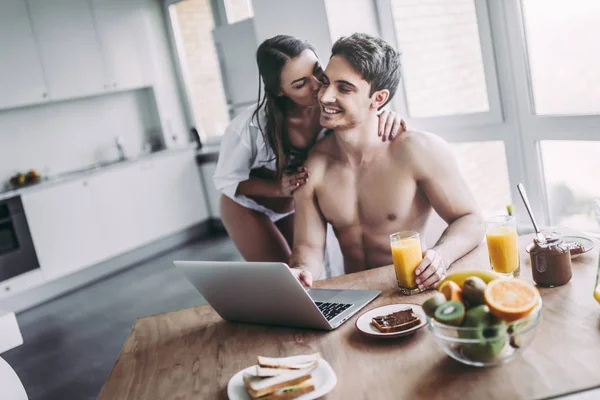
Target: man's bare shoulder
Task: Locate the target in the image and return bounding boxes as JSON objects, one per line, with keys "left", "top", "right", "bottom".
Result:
{"left": 390, "top": 129, "right": 456, "bottom": 177}
{"left": 391, "top": 129, "right": 450, "bottom": 155}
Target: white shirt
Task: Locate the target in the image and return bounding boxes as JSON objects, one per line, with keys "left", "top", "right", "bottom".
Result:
{"left": 214, "top": 105, "right": 328, "bottom": 221}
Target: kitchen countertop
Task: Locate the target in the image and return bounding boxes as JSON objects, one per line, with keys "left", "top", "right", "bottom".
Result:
{"left": 195, "top": 144, "right": 219, "bottom": 163}
{"left": 0, "top": 146, "right": 212, "bottom": 202}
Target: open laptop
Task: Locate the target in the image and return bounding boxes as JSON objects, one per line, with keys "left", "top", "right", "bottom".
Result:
{"left": 174, "top": 261, "right": 380, "bottom": 330}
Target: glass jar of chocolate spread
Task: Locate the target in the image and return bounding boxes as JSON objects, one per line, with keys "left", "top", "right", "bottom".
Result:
{"left": 529, "top": 232, "right": 572, "bottom": 287}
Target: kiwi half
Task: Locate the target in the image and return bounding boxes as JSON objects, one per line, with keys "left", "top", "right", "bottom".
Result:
{"left": 434, "top": 300, "right": 466, "bottom": 326}
{"left": 422, "top": 292, "right": 448, "bottom": 318}
{"left": 462, "top": 276, "right": 487, "bottom": 307}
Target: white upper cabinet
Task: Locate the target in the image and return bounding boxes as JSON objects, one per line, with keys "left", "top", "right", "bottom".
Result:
{"left": 0, "top": 0, "right": 48, "bottom": 109}
{"left": 90, "top": 0, "right": 153, "bottom": 90}
{"left": 27, "top": 0, "right": 108, "bottom": 100}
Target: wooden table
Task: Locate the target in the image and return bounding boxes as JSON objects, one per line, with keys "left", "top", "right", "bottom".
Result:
{"left": 99, "top": 235, "right": 600, "bottom": 400}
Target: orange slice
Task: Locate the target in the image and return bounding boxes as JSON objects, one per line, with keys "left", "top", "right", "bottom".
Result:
{"left": 439, "top": 280, "right": 462, "bottom": 302}
{"left": 484, "top": 279, "right": 540, "bottom": 322}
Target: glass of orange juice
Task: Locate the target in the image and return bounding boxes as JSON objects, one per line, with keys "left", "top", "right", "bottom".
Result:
{"left": 390, "top": 231, "right": 424, "bottom": 295}
{"left": 485, "top": 216, "right": 520, "bottom": 277}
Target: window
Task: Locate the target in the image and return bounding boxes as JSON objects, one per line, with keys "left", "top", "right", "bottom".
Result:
{"left": 451, "top": 141, "right": 512, "bottom": 219}
{"left": 169, "top": 0, "right": 230, "bottom": 138}
{"left": 540, "top": 141, "right": 600, "bottom": 232}
{"left": 521, "top": 0, "right": 600, "bottom": 115}
{"left": 226, "top": 0, "right": 253, "bottom": 23}
{"left": 389, "top": 0, "right": 490, "bottom": 117}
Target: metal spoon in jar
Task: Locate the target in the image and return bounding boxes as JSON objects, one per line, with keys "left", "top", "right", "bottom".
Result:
{"left": 517, "top": 183, "right": 545, "bottom": 242}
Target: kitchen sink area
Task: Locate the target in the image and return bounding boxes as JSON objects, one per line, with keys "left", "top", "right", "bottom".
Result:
{"left": 0, "top": 146, "right": 201, "bottom": 202}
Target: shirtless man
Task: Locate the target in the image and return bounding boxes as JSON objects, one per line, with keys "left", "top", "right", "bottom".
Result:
{"left": 289, "top": 33, "right": 484, "bottom": 290}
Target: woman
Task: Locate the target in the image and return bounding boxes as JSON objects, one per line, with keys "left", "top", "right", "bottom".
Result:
{"left": 214, "top": 35, "right": 406, "bottom": 263}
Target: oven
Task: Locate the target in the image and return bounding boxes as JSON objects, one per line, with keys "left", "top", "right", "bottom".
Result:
{"left": 0, "top": 196, "right": 40, "bottom": 282}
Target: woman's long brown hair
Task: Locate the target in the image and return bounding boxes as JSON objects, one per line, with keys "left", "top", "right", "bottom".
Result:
{"left": 252, "top": 35, "right": 316, "bottom": 180}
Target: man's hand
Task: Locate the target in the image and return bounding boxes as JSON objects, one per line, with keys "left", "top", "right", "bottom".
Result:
{"left": 415, "top": 249, "right": 447, "bottom": 290}
{"left": 377, "top": 109, "right": 407, "bottom": 141}
{"left": 290, "top": 267, "right": 313, "bottom": 288}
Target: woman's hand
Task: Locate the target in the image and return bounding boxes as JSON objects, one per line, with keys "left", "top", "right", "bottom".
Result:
{"left": 280, "top": 166, "right": 310, "bottom": 197}
{"left": 377, "top": 110, "right": 407, "bottom": 142}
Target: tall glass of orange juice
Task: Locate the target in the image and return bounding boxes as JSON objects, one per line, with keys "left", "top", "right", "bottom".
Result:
{"left": 485, "top": 215, "right": 520, "bottom": 277}
{"left": 390, "top": 231, "right": 424, "bottom": 295}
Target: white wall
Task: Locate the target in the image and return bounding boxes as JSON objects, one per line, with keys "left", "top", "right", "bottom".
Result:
{"left": 0, "top": 90, "right": 161, "bottom": 183}
{"left": 0, "top": 0, "right": 189, "bottom": 185}
{"left": 252, "top": 0, "right": 333, "bottom": 62}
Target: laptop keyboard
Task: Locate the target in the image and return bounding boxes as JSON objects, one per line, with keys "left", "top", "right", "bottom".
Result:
{"left": 314, "top": 302, "right": 353, "bottom": 321}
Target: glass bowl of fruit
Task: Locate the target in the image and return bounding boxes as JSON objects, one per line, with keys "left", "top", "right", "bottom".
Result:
{"left": 423, "top": 271, "right": 543, "bottom": 367}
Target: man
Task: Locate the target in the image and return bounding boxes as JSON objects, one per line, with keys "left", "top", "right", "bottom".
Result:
{"left": 289, "top": 33, "right": 484, "bottom": 290}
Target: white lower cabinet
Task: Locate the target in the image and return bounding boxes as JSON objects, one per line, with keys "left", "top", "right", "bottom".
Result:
{"left": 21, "top": 151, "right": 209, "bottom": 280}
{"left": 21, "top": 179, "right": 104, "bottom": 279}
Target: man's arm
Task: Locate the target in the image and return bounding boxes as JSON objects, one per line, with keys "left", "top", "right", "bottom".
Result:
{"left": 288, "top": 156, "right": 328, "bottom": 287}
{"left": 407, "top": 132, "right": 485, "bottom": 289}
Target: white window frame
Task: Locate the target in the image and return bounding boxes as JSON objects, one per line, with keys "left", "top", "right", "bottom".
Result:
{"left": 501, "top": 0, "right": 600, "bottom": 227}
{"left": 377, "top": 0, "right": 600, "bottom": 229}
{"left": 375, "top": 0, "right": 504, "bottom": 132}
{"left": 375, "top": 0, "right": 539, "bottom": 229}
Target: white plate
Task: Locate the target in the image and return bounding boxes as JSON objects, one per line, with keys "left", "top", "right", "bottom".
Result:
{"left": 355, "top": 304, "right": 427, "bottom": 338}
{"left": 525, "top": 235, "right": 594, "bottom": 259}
{"left": 227, "top": 358, "right": 337, "bottom": 400}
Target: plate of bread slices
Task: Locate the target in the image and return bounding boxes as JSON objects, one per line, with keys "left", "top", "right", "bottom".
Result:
{"left": 228, "top": 352, "right": 337, "bottom": 400}
{"left": 355, "top": 303, "right": 427, "bottom": 338}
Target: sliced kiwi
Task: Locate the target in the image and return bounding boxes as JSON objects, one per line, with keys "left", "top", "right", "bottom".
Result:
{"left": 422, "top": 292, "right": 448, "bottom": 318}
{"left": 462, "top": 276, "right": 487, "bottom": 307}
{"left": 434, "top": 300, "right": 466, "bottom": 326}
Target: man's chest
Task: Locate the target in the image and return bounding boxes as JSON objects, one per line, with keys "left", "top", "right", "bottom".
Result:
{"left": 315, "top": 162, "right": 422, "bottom": 229}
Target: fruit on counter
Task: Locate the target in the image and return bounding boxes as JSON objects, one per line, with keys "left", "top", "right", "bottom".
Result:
{"left": 434, "top": 300, "right": 465, "bottom": 326}
{"left": 436, "top": 269, "right": 501, "bottom": 290}
{"left": 9, "top": 169, "right": 41, "bottom": 186}
{"left": 422, "top": 292, "right": 447, "bottom": 318}
{"left": 439, "top": 280, "right": 462, "bottom": 302}
{"left": 484, "top": 279, "right": 540, "bottom": 322}
{"left": 9, "top": 173, "right": 25, "bottom": 186}
{"left": 461, "top": 276, "right": 488, "bottom": 308}
{"left": 25, "top": 169, "right": 40, "bottom": 183}
{"left": 458, "top": 305, "right": 507, "bottom": 361}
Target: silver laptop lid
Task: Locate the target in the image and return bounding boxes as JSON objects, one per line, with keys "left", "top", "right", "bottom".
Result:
{"left": 174, "top": 261, "right": 331, "bottom": 330}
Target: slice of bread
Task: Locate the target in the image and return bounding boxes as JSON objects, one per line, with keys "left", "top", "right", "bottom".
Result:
{"left": 243, "top": 370, "right": 311, "bottom": 398}
{"left": 371, "top": 308, "right": 421, "bottom": 333}
{"left": 247, "top": 366, "right": 316, "bottom": 378}
{"left": 254, "top": 379, "right": 315, "bottom": 400}
{"left": 257, "top": 353, "right": 321, "bottom": 370}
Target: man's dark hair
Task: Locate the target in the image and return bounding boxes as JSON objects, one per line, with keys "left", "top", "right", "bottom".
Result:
{"left": 331, "top": 33, "right": 401, "bottom": 108}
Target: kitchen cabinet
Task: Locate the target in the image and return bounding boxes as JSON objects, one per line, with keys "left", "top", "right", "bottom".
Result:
{"left": 198, "top": 162, "right": 221, "bottom": 219}
{"left": 93, "top": 152, "right": 208, "bottom": 257}
{"left": 90, "top": 0, "right": 153, "bottom": 91}
{"left": 21, "top": 179, "right": 106, "bottom": 280}
{"left": 21, "top": 151, "right": 209, "bottom": 280}
{"left": 140, "top": 153, "right": 209, "bottom": 238}
{"left": 0, "top": 0, "right": 48, "bottom": 109}
{"left": 90, "top": 162, "right": 143, "bottom": 258}
{"left": 27, "top": 0, "right": 107, "bottom": 100}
